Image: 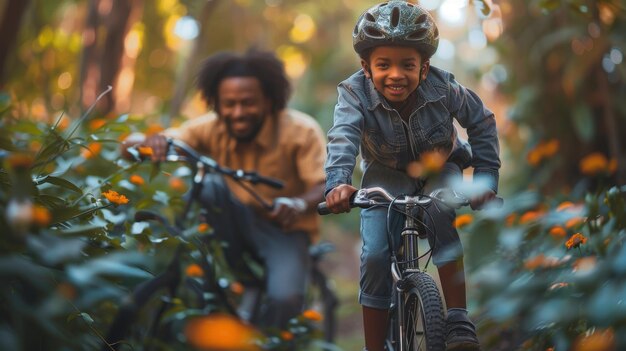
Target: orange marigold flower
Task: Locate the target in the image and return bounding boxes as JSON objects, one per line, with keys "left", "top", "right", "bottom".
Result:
{"left": 82, "top": 142, "right": 102, "bottom": 159}
{"left": 198, "top": 223, "right": 210, "bottom": 233}
{"left": 302, "top": 309, "right": 323, "bottom": 321}
{"left": 7, "top": 152, "right": 35, "bottom": 169}
{"left": 523, "top": 254, "right": 561, "bottom": 270}
{"left": 421, "top": 150, "right": 446, "bottom": 173}
{"left": 505, "top": 214, "right": 517, "bottom": 227}
{"left": 169, "top": 176, "right": 186, "bottom": 192}
{"left": 527, "top": 139, "right": 560, "bottom": 166}
{"left": 565, "top": 233, "right": 587, "bottom": 250}
{"left": 565, "top": 217, "right": 584, "bottom": 229}
{"left": 573, "top": 256, "right": 596, "bottom": 273}
{"left": 56, "top": 282, "right": 77, "bottom": 300}
{"left": 145, "top": 124, "right": 165, "bottom": 136}
{"left": 549, "top": 226, "right": 567, "bottom": 238}
{"left": 185, "top": 314, "right": 260, "bottom": 351}
{"left": 138, "top": 146, "right": 153, "bottom": 157}
{"left": 572, "top": 328, "right": 615, "bottom": 351}
{"left": 281, "top": 331, "right": 294, "bottom": 341}
{"left": 33, "top": 205, "right": 52, "bottom": 226}
{"left": 129, "top": 174, "right": 145, "bottom": 186}
{"left": 89, "top": 118, "right": 106, "bottom": 130}
{"left": 230, "top": 281, "right": 245, "bottom": 295}
{"left": 102, "top": 190, "right": 129, "bottom": 205}
{"left": 579, "top": 152, "right": 610, "bottom": 175}
{"left": 556, "top": 201, "right": 575, "bottom": 212}
{"left": 186, "top": 264, "right": 204, "bottom": 277}
{"left": 454, "top": 214, "right": 473, "bottom": 228}
{"left": 406, "top": 161, "right": 423, "bottom": 178}
{"left": 519, "top": 210, "right": 544, "bottom": 224}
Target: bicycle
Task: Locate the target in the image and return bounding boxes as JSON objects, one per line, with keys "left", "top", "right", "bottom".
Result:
{"left": 103, "top": 138, "right": 338, "bottom": 350}
{"left": 318, "top": 186, "right": 502, "bottom": 351}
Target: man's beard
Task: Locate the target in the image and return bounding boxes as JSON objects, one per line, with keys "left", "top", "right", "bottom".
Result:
{"left": 224, "top": 116, "right": 264, "bottom": 143}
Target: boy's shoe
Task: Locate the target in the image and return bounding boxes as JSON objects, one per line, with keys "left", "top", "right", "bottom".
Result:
{"left": 445, "top": 320, "right": 480, "bottom": 351}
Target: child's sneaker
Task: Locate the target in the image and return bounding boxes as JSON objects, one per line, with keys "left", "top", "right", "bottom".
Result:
{"left": 445, "top": 319, "right": 480, "bottom": 350}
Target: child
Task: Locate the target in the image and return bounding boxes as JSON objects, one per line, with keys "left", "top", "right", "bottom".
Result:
{"left": 324, "top": 1, "right": 501, "bottom": 350}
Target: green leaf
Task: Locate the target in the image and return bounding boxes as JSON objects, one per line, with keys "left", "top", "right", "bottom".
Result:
{"left": 35, "top": 175, "right": 83, "bottom": 194}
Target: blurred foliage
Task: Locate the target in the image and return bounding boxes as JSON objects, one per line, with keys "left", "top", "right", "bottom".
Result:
{"left": 1, "top": 0, "right": 626, "bottom": 349}
{"left": 493, "top": 0, "right": 626, "bottom": 192}
{"left": 0, "top": 94, "right": 328, "bottom": 350}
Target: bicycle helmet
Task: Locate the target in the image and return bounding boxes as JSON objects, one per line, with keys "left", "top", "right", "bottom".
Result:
{"left": 353, "top": 1, "right": 439, "bottom": 59}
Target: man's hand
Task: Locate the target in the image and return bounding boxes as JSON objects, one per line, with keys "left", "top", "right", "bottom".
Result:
{"left": 470, "top": 189, "right": 497, "bottom": 210}
{"left": 142, "top": 134, "right": 169, "bottom": 162}
{"left": 269, "top": 197, "right": 307, "bottom": 228}
{"left": 325, "top": 184, "right": 358, "bottom": 214}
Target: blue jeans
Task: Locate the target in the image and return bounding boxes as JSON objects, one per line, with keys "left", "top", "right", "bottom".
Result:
{"left": 195, "top": 173, "right": 311, "bottom": 327}
{"left": 358, "top": 162, "right": 463, "bottom": 310}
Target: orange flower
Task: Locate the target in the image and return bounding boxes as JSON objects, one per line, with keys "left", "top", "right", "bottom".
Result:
{"left": 573, "top": 328, "right": 615, "bottom": 351}
{"left": 280, "top": 331, "right": 294, "bottom": 341}
{"left": 573, "top": 256, "right": 596, "bottom": 273}
{"left": 82, "top": 142, "right": 102, "bottom": 159}
{"left": 579, "top": 152, "right": 614, "bottom": 175}
{"left": 145, "top": 124, "right": 165, "bottom": 136}
{"left": 129, "top": 174, "right": 145, "bottom": 186}
{"left": 56, "top": 282, "right": 77, "bottom": 300}
{"left": 185, "top": 314, "right": 260, "bottom": 351}
{"left": 505, "top": 214, "right": 517, "bottom": 227}
{"left": 33, "top": 205, "right": 52, "bottom": 226}
{"left": 302, "top": 309, "right": 323, "bottom": 321}
{"left": 556, "top": 201, "right": 575, "bottom": 212}
{"left": 138, "top": 146, "right": 153, "bottom": 157}
{"left": 523, "top": 254, "right": 561, "bottom": 270}
{"left": 7, "top": 152, "right": 35, "bottom": 169}
{"left": 198, "top": 223, "right": 210, "bottom": 233}
{"left": 89, "top": 118, "right": 106, "bottom": 130}
{"left": 102, "top": 190, "right": 129, "bottom": 205}
{"left": 169, "top": 176, "right": 186, "bottom": 192}
{"left": 186, "top": 264, "right": 204, "bottom": 277}
{"left": 527, "top": 139, "right": 559, "bottom": 166}
{"left": 519, "top": 210, "right": 544, "bottom": 224}
{"left": 565, "top": 233, "right": 587, "bottom": 250}
{"left": 454, "top": 214, "right": 473, "bottom": 228}
{"left": 549, "top": 226, "right": 567, "bottom": 238}
{"left": 406, "top": 161, "right": 423, "bottom": 178}
{"left": 421, "top": 150, "right": 446, "bottom": 173}
{"left": 565, "top": 217, "right": 584, "bottom": 229}
{"left": 230, "top": 281, "right": 245, "bottom": 295}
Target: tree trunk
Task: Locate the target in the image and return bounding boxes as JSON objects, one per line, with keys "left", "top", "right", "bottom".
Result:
{"left": 79, "top": 0, "right": 137, "bottom": 116}
{"left": 0, "top": 0, "right": 31, "bottom": 88}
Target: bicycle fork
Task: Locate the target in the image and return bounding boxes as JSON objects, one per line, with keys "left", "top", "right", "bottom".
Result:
{"left": 392, "top": 203, "right": 422, "bottom": 351}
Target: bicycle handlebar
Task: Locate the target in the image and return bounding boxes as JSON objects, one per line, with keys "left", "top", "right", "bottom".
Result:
{"left": 317, "top": 187, "right": 503, "bottom": 215}
{"left": 167, "top": 139, "right": 284, "bottom": 189}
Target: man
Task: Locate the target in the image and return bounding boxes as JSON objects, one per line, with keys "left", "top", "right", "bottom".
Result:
{"left": 132, "top": 49, "right": 326, "bottom": 328}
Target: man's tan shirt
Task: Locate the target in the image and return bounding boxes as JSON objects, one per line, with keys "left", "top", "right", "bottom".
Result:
{"left": 164, "top": 109, "right": 326, "bottom": 239}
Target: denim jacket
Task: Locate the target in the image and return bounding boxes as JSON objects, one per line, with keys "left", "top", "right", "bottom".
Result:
{"left": 325, "top": 66, "right": 500, "bottom": 195}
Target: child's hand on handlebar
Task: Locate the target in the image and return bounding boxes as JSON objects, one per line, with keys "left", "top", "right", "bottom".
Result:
{"left": 325, "top": 184, "right": 358, "bottom": 214}
{"left": 270, "top": 197, "right": 307, "bottom": 228}
{"left": 470, "top": 189, "right": 497, "bottom": 210}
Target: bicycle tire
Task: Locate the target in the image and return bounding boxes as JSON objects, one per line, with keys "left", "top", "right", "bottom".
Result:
{"left": 401, "top": 272, "right": 445, "bottom": 351}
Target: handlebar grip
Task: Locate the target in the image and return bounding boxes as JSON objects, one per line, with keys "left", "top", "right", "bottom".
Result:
{"left": 317, "top": 202, "right": 331, "bottom": 215}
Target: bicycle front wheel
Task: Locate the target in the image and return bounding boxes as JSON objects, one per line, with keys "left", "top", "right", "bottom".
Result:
{"left": 401, "top": 272, "right": 445, "bottom": 351}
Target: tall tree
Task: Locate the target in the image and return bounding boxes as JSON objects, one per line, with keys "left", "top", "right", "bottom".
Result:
{"left": 0, "top": 0, "right": 31, "bottom": 88}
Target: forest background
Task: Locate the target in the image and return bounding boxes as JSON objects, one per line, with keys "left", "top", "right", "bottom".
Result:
{"left": 1, "top": 0, "right": 625, "bottom": 350}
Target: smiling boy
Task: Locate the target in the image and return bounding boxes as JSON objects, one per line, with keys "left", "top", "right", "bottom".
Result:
{"left": 323, "top": 1, "right": 501, "bottom": 350}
